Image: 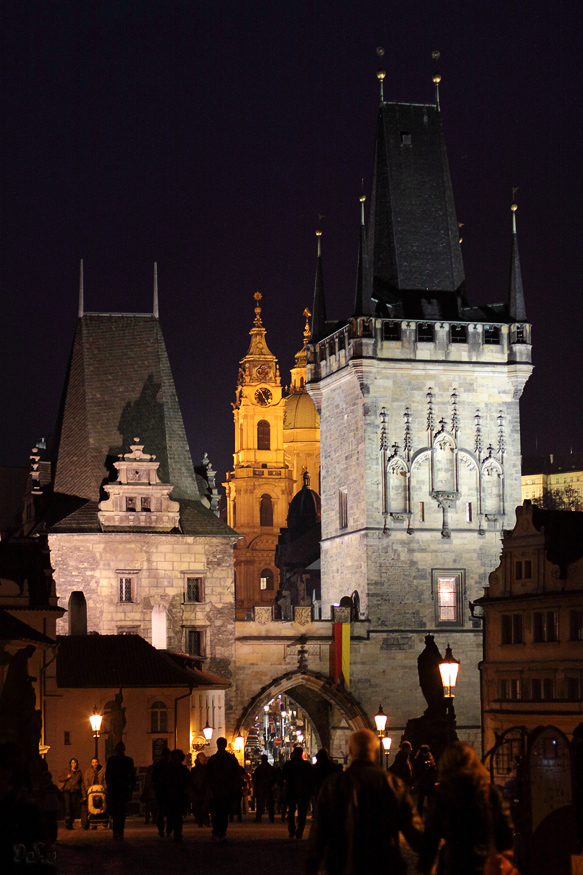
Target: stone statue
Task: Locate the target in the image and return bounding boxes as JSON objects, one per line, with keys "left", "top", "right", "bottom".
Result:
{"left": 104, "top": 690, "right": 126, "bottom": 757}
{"left": 417, "top": 634, "right": 446, "bottom": 716}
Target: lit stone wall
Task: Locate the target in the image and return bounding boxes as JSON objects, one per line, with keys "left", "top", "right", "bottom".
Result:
{"left": 49, "top": 533, "right": 236, "bottom": 681}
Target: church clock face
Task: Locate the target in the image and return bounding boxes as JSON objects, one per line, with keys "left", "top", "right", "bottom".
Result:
{"left": 254, "top": 387, "right": 273, "bottom": 407}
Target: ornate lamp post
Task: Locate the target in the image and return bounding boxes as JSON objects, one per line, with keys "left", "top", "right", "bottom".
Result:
{"left": 381, "top": 734, "right": 392, "bottom": 769}
{"left": 439, "top": 643, "right": 460, "bottom": 744}
{"left": 374, "top": 705, "right": 388, "bottom": 766}
{"left": 203, "top": 722, "right": 214, "bottom": 743}
{"left": 89, "top": 706, "right": 103, "bottom": 760}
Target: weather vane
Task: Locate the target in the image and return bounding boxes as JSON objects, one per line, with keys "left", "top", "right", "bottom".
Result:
{"left": 432, "top": 50, "right": 441, "bottom": 109}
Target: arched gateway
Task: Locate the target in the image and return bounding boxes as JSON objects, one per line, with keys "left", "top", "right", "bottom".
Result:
{"left": 234, "top": 668, "right": 371, "bottom": 759}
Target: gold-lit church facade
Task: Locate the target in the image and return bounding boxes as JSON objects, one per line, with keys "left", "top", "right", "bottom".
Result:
{"left": 224, "top": 296, "right": 320, "bottom": 619}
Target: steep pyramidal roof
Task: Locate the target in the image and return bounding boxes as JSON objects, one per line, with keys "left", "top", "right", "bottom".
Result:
{"left": 53, "top": 314, "right": 200, "bottom": 503}
{"left": 367, "top": 102, "right": 466, "bottom": 319}
{"left": 311, "top": 232, "right": 327, "bottom": 342}
{"left": 509, "top": 206, "right": 527, "bottom": 321}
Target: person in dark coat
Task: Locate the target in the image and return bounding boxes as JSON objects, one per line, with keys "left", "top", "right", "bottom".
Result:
{"left": 58, "top": 757, "right": 83, "bottom": 829}
{"left": 413, "top": 745, "right": 437, "bottom": 816}
{"left": 166, "top": 749, "right": 191, "bottom": 842}
{"left": 82, "top": 757, "right": 106, "bottom": 797}
{"left": 206, "top": 737, "right": 241, "bottom": 842}
{"left": 306, "top": 730, "right": 424, "bottom": 875}
{"left": 418, "top": 741, "right": 514, "bottom": 875}
{"left": 151, "top": 746, "right": 171, "bottom": 837}
{"left": 312, "top": 748, "right": 342, "bottom": 799}
{"left": 281, "top": 746, "right": 313, "bottom": 839}
{"left": 252, "top": 755, "right": 276, "bottom": 822}
{"left": 105, "top": 741, "right": 136, "bottom": 840}
{"left": 389, "top": 740, "right": 414, "bottom": 789}
{"left": 191, "top": 752, "right": 210, "bottom": 827}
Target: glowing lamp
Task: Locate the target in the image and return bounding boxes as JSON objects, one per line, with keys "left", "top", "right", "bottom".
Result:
{"left": 374, "top": 705, "right": 387, "bottom": 733}
{"left": 203, "top": 722, "right": 213, "bottom": 742}
{"left": 234, "top": 733, "right": 245, "bottom": 751}
{"left": 89, "top": 707, "right": 102, "bottom": 734}
{"left": 381, "top": 735, "right": 392, "bottom": 752}
{"left": 439, "top": 644, "right": 460, "bottom": 696}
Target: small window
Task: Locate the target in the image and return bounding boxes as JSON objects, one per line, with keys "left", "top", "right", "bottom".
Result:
{"left": 339, "top": 490, "right": 348, "bottom": 529}
{"left": 515, "top": 561, "right": 523, "bottom": 581}
{"left": 260, "top": 494, "right": 273, "bottom": 527}
{"left": 501, "top": 613, "right": 523, "bottom": 644}
{"left": 186, "top": 629, "right": 204, "bottom": 657}
{"left": 150, "top": 701, "right": 168, "bottom": 733}
{"left": 257, "top": 420, "right": 271, "bottom": 451}
{"left": 434, "top": 571, "right": 463, "bottom": 625}
{"left": 515, "top": 325, "right": 525, "bottom": 343}
{"left": 417, "top": 323, "right": 434, "bottom": 343}
{"left": 533, "top": 611, "right": 558, "bottom": 643}
{"left": 383, "top": 321, "right": 401, "bottom": 341}
{"left": 117, "top": 626, "right": 140, "bottom": 635}
{"left": 260, "top": 568, "right": 274, "bottom": 591}
{"left": 484, "top": 325, "right": 500, "bottom": 344}
{"left": 450, "top": 325, "right": 467, "bottom": 343}
{"left": 531, "top": 678, "right": 554, "bottom": 700}
{"left": 126, "top": 497, "right": 136, "bottom": 512}
{"left": 570, "top": 610, "right": 583, "bottom": 641}
{"left": 524, "top": 560, "right": 532, "bottom": 579}
{"left": 64, "top": 731, "right": 71, "bottom": 745}
{"left": 141, "top": 497, "right": 151, "bottom": 512}
{"left": 566, "top": 677, "right": 580, "bottom": 700}
{"left": 466, "top": 502, "right": 472, "bottom": 523}
{"left": 419, "top": 501, "right": 425, "bottom": 522}
{"left": 338, "top": 334, "right": 345, "bottom": 351}
{"left": 400, "top": 132, "right": 412, "bottom": 145}
{"left": 185, "top": 577, "right": 204, "bottom": 603}
{"left": 500, "top": 679, "right": 521, "bottom": 700}
{"left": 119, "top": 577, "right": 134, "bottom": 603}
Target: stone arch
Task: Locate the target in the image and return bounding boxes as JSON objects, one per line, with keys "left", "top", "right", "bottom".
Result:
{"left": 387, "top": 456, "right": 409, "bottom": 515}
{"left": 233, "top": 669, "right": 372, "bottom": 759}
{"left": 481, "top": 457, "right": 504, "bottom": 516}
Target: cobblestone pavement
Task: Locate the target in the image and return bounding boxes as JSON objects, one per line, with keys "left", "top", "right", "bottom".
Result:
{"left": 54, "top": 814, "right": 418, "bottom": 875}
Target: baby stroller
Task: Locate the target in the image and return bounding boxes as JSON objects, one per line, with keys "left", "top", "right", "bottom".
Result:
{"left": 81, "top": 784, "right": 110, "bottom": 830}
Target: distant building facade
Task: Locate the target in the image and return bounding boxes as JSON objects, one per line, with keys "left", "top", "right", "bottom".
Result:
{"left": 521, "top": 453, "right": 583, "bottom": 510}
{"left": 477, "top": 502, "right": 583, "bottom": 754}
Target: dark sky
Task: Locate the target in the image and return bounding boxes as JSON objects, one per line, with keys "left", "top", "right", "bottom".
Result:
{"left": 1, "top": 1, "right": 582, "bottom": 487}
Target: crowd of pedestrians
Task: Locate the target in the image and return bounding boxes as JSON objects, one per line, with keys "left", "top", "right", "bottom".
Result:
{"left": 0, "top": 732, "right": 519, "bottom": 874}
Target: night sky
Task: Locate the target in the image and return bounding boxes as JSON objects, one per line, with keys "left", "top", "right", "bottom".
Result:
{"left": 1, "top": 1, "right": 582, "bottom": 488}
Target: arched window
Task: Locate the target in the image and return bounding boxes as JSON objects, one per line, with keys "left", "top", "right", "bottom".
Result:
{"left": 257, "top": 420, "right": 271, "bottom": 450}
{"left": 260, "top": 494, "right": 273, "bottom": 527}
{"left": 150, "top": 700, "right": 168, "bottom": 733}
{"left": 260, "top": 569, "right": 274, "bottom": 591}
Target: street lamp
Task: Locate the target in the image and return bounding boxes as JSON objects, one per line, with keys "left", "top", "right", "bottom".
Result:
{"left": 381, "top": 735, "right": 392, "bottom": 769}
{"left": 439, "top": 643, "right": 460, "bottom": 744}
{"left": 89, "top": 706, "right": 102, "bottom": 760}
{"left": 234, "top": 733, "right": 245, "bottom": 752}
{"left": 202, "top": 721, "right": 213, "bottom": 743}
{"left": 374, "top": 705, "right": 388, "bottom": 766}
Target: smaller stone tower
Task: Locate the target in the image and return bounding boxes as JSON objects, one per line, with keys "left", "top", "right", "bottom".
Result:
{"left": 224, "top": 293, "right": 294, "bottom": 618}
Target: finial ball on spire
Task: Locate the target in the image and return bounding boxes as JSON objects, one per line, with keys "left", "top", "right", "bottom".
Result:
{"left": 376, "top": 46, "right": 385, "bottom": 57}
{"left": 360, "top": 195, "right": 366, "bottom": 203}
{"left": 432, "top": 50, "right": 441, "bottom": 60}
{"left": 315, "top": 229, "right": 322, "bottom": 237}
{"left": 511, "top": 203, "right": 518, "bottom": 212}
{"left": 433, "top": 73, "right": 442, "bottom": 84}
{"left": 377, "top": 69, "right": 386, "bottom": 81}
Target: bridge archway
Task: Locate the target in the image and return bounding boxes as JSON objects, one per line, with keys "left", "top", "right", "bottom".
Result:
{"left": 234, "top": 669, "right": 372, "bottom": 761}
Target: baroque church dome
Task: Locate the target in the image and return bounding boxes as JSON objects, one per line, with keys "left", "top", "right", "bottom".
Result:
{"left": 284, "top": 391, "right": 320, "bottom": 434}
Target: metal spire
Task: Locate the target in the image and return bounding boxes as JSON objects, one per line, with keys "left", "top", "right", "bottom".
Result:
{"left": 78, "top": 259, "right": 84, "bottom": 318}
{"left": 353, "top": 194, "right": 372, "bottom": 317}
{"left": 432, "top": 51, "right": 441, "bottom": 110}
{"left": 509, "top": 195, "right": 526, "bottom": 322}
{"left": 376, "top": 47, "right": 386, "bottom": 102}
{"left": 311, "top": 230, "right": 327, "bottom": 342}
{"left": 153, "top": 262, "right": 159, "bottom": 318}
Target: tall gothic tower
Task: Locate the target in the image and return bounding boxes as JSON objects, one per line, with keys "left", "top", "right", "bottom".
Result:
{"left": 307, "top": 96, "right": 532, "bottom": 734}
{"left": 224, "top": 293, "right": 294, "bottom": 618}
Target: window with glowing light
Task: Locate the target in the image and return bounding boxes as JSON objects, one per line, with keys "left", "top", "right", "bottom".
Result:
{"left": 433, "top": 570, "right": 464, "bottom": 625}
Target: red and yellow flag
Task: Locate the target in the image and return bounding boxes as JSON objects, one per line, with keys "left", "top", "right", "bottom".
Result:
{"left": 333, "top": 622, "right": 350, "bottom": 689}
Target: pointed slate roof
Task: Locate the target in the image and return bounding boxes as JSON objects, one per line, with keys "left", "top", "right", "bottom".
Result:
{"left": 311, "top": 234, "right": 327, "bottom": 342}
{"left": 509, "top": 208, "right": 527, "bottom": 321}
{"left": 353, "top": 198, "right": 372, "bottom": 316}
{"left": 367, "top": 103, "right": 465, "bottom": 319}
{"left": 53, "top": 314, "right": 200, "bottom": 503}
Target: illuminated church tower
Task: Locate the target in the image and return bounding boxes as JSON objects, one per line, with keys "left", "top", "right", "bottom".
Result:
{"left": 283, "top": 308, "right": 320, "bottom": 493}
{"left": 306, "top": 74, "right": 533, "bottom": 736}
{"left": 224, "top": 293, "right": 294, "bottom": 618}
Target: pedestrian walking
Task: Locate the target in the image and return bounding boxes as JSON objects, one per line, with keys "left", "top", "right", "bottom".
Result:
{"left": 82, "top": 756, "right": 106, "bottom": 796}
{"left": 151, "top": 746, "right": 171, "bottom": 837}
{"left": 312, "top": 748, "right": 341, "bottom": 799}
{"left": 58, "top": 757, "right": 83, "bottom": 830}
{"left": 306, "top": 729, "right": 424, "bottom": 875}
{"left": 166, "top": 749, "right": 190, "bottom": 842}
{"left": 105, "top": 741, "right": 136, "bottom": 840}
{"left": 206, "top": 737, "right": 241, "bottom": 843}
{"left": 413, "top": 745, "right": 437, "bottom": 816}
{"left": 389, "top": 740, "right": 415, "bottom": 790}
{"left": 281, "top": 746, "right": 313, "bottom": 840}
{"left": 140, "top": 762, "right": 158, "bottom": 825}
{"left": 252, "top": 755, "right": 276, "bottom": 822}
{"left": 191, "top": 752, "right": 210, "bottom": 827}
{"left": 418, "top": 741, "right": 515, "bottom": 875}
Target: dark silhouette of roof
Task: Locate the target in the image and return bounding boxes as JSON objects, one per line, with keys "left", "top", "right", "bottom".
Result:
{"left": 367, "top": 103, "right": 465, "bottom": 319}
{"left": 529, "top": 504, "right": 583, "bottom": 578}
{"left": 0, "top": 608, "right": 56, "bottom": 646}
{"left": 56, "top": 634, "right": 230, "bottom": 688}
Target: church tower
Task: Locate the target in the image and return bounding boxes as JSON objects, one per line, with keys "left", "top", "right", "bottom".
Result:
{"left": 307, "top": 83, "right": 533, "bottom": 736}
{"left": 224, "top": 293, "right": 294, "bottom": 619}
{"left": 283, "top": 308, "right": 320, "bottom": 493}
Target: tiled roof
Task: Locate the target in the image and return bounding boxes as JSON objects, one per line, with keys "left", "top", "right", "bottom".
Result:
{"left": 56, "top": 634, "right": 230, "bottom": 689}
{"left": 0, "top": 608, "right": 56, "bottom": 646}
{"left": 53, "top": 314, "right": 200, "bottom": 505}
